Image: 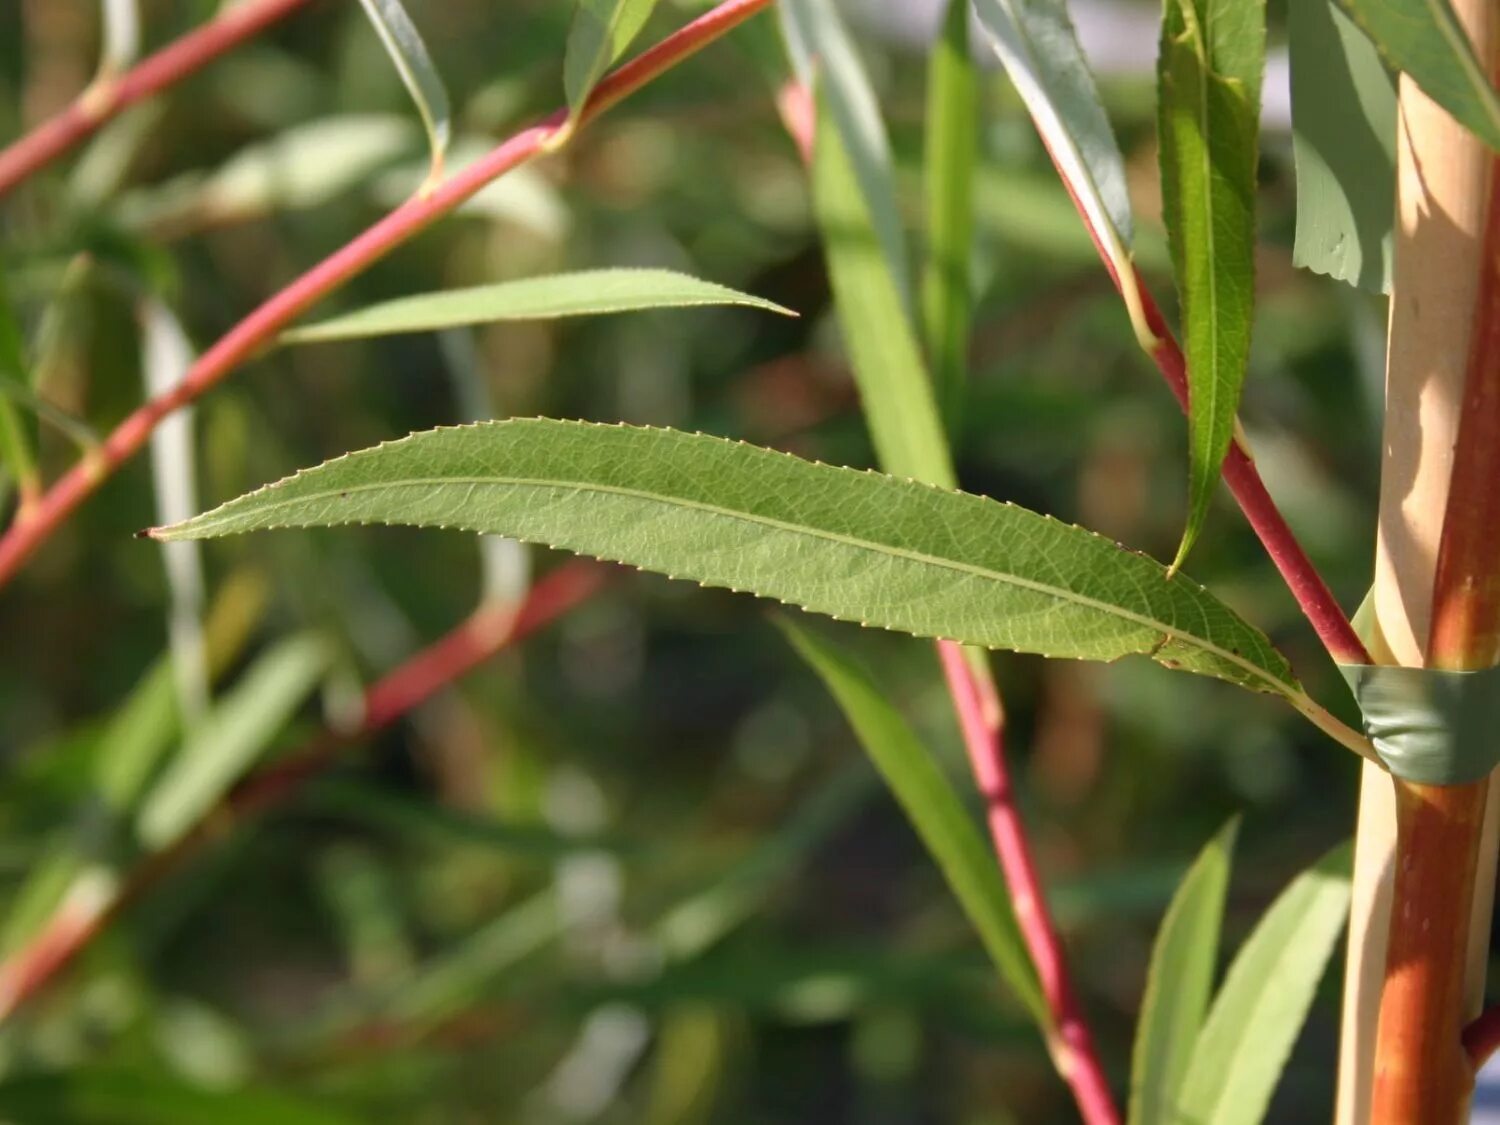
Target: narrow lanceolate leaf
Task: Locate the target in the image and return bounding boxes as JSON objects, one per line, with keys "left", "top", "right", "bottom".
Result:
{"left": 922, "top": 0, "right": 979, "bottom": 429}
{"left": 1289, "top": 0, "right": 1396, "bottom": 294}
{"left": 356, "top": 0, "right": 451, "bottom": 177}
{"left": 782, "top": 0, "right": 911, "bottom": 298}
{"left": 781, "top": 620, "right": 1047, "bottom": 1028}
{"left": 971, "top": 0, "right": 1135, "bottom": 278}
{"left": 814, "top": 90, "right": 955, "bottom": 488}
{"left": 565, "top": 0, "right": 660, "bottom": 120}
{"left": 1129, "top": 818, "right": 1239, "bottom": 1125}
{"left": 137, "top": 634, "right": 329, "bottom": 850}
{"left": 1174, "top": 841, "right": 1352, "bottom": 1125}
{"left": 155, "top": 419, "right": 1299, "bottom": 698}
{"left": 1336, "top": 0, "right": 1500, "bottom": 153}
{"left": 1158, "top": 0, "right": 1264, "bottom": 569}
{"left": 282, "top": 269, "right": 795, "bottom": 345}
{"left": 98, "top": 0, "right": 141, "bottom": 78}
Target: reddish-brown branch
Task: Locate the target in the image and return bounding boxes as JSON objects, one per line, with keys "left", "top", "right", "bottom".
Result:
{"left": 939, "top": 641, "right": 1121, "bottom": 1125}
{"left": 0, "top": 0, "right": 316, "bottom": 199}
{"left": 1465, "top": 1003, "right": 1500, "bottom": 1069}
{"left": 0, "top": 0, "right": 775, "bottom": 590}
{"left": 1045, "top": 163, "right": 1369, "bottom": 667}
{"left": 0, "top": 561, "right": 606, "bottom": 1021}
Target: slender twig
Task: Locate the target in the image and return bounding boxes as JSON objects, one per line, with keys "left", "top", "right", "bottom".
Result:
{"left": 939, "top": 641, "right": 1121, "bottom": 1125}
{"left": 0, "top": 0, "right": 317, "bottom": 199}
{"left": 0, "top": 561, "right": 606, "bottom": 1022}
{"left": 0, "top": 0, "right": 776, "bottom": 590}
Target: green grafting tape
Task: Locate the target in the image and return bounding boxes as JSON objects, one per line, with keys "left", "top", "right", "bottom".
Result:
{"left": 1337, "top": 663, "right": 1500, "bottom": 784}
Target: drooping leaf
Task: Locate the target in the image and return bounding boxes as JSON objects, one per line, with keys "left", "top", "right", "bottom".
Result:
{"left": 564, "top": 0, "right": 661, "bottom": 119}
{"left": 781, "top": 0, "right": 911, "bottom": 296}
{"left": 98, "top": 0, "right": 141, "bottom": 78}
{"left": 0, "top": 261, "right": 37, "bottom": 500}
{"left": 154, "top": 419, "right": 1299, "bottom": 699}
{"left": 0, "top": 1067, "right": 360, "bottom": 1125}
{"left": 1336, "top": 0, "right": 1500, "bottom": 152}
{"left": 282, "top": 269, "right": 795, "bottom": 345}
{"left": 136, "top": 634, "right": 329, "bottom": 850}
{"left": 781, "top": 620, "right": 1047, "bottom": 1028}
{"left": 1174, "top": 841, "right": 1353, "bottom": 1125}
{"left": 1129, "top": 818, "right": 1239, "bottom": 1125}
{"left": 813, "top": 90, "right": 954, "bottom": 488}
{"left": 1289, "top": 0, "right": 1396, "bottom": 294}
{"left": 971, "top": 0, "right": 1135, "bottom": 274}
{"left": 1158, "top": 0, "right": 1265, "bottom": 569}
{"left": 355, "top": 0, "right": 451, "bottom": 177}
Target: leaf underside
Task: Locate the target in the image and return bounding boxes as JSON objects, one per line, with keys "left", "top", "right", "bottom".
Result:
{"left": 156, "top": 419, "right": 1297, "bottom": 697}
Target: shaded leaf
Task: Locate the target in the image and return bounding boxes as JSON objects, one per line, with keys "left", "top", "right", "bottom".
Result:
{"left": 155, "top": 419, "right": 1299, "bottom": 697}
{"left": 565, "top": 0, "right": 660, "bottom": 118}
{"left": 781, "top": 620, "right": 1047, "bottom": 1028}
{"left": 355, "top": 0, "right": 451, "bottom": 176}
{"left": 1129, "top": 818, "right": 1238, "bottom": 1125}
{"left": 282, "top": 269, "right": 794, "bottom": 345}
{"left": 1174, "top": 841, "right": 1353, "bottom": 1125}
{"left": 1158, "top": 0, "right": 1264, "bottom": 568}
{"left": 1336, "top": 0, "right": 1500, "bottom": 152}
{"left": 1289, "top": 0, "right": 1396, "bottom": 294}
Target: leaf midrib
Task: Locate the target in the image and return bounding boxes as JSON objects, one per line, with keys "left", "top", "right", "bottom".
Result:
{"left": 190, "top": 471, "right": 1291, "bottom": 691}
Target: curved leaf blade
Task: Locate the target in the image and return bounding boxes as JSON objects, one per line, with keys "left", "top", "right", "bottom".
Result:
{"left": 1336, "top": 0, "right": 1500, "bottom": 152}
{"left": 565, "top": 0, "right": 661, "bottom": 118}
{"left": 781, "top": 620, "right": 1047, "bottom": 1028}
{"left": 356, "top": 0, "right": 451, "bottom": 175}
{"left": 282, "top": 269, "right": 795, "bottom": 345}
{"left": 1174, "top": 841, "right": 1353, "bottom": 1125}
{"left": 1158, "top": 0, "right": 1264, "bottom": 569}
{"left": 155, "top": 420, "right": 1298, "bottom": 697}
{"left": 1129, "top": 818, "right": 1239, "bottom": 1125}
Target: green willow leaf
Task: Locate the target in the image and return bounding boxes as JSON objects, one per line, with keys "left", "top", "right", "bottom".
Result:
{"left": 1336, "top": 0, "right": 1500, "bottom": 152}
{"left": 1289, "top": 0, "right": 1396, "bottom": 294}
{"left": 155, "top": 419, "right": 1297, "bottom": 698}
{"left": 564, "top": 0, "right": 660, "bottom": 119}
{"left": 355, "top": 0, "right": 451, "bottom": 177}
{"left": 922, "top": 0, "right": 979, "bottom": 430}
{"left": 1129, "top": 818, "right": 1239, "bottom": 1125}
{"left": 1174, "top": 841, "right": 1352, "bottom": 1125}
{"left": 813, "top": 90, "right": 955, "bottom": 488}
{"left": 781, "top": 620, "right": 1047, "bottom": 1028}
{"left": 282, "top": 269, "right": 795, "bottom": 345}
{"left": 1158, "top": 0, "right": 1264, "bottom": 569}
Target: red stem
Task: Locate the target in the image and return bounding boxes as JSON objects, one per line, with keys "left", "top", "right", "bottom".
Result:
{"left": 939, "top": 641, "right": 1121, "bottom": 1125}
{"left": 0, "top": 0, "right": 775, "bottom": 591}
{"left": 0, "top": 561, "right": 605, "bottom": 1021}
{"left": 1046, "top": 162, "right": 1370, "bottom": 667}
{"left": 0, "top": 0, "right": 317, "bottom": 199}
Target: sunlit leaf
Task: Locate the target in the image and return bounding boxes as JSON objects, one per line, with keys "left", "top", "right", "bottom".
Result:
{"left": 1336, "top": 0, "right": 1500, "bottom": 152}
{"left": 282, "top": 269, "right": 795, "bottom": 345}
{"left": 1174, "top": 841, "right": 1352, "bottom": 1125}
{"left": 355, "top": 0, "right": 451, "bottom": 177}
{"left": 1158, "top": 0, "right": 1265, "bottom": 569}
{"left": 154, "top": 419, "right": 1299, "bottom": 698}
{"left": 98, "top": 0, "right": 141, "bottom": 78}
{"left": 1129, "top": 818, "right": 1238, "bottom": 1125}
{"left": 565, "top": 0, "right": 661, "bottom": 118}
{"left": 781, "top": 620, "right": 1048, "bottom": 1028}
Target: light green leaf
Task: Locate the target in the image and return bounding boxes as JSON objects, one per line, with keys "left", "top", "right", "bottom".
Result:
{"left": 1289, "top": 0, "right": 1396, "bottom": 294}
{"left": 355, "top": 0, "right": 451, "bottom": 177}
{"left": 813, "top": 90, "right": 954, "bottom": 488}
{"left": 1129, "top": 818, "right": 1239, "bottom": 1125}
{"left": 564, "top": 0, "right": 661, "bottom": 118}
{"left": 99, "top": 0, "right": 141, "bottom": 78}
{"left": 1174, "top": 841, "right": 1353, "bottom": 1125}
{"left": 0, "top": 1067, "right": 360, "bottom": 1125}
{"left": 781, "top": 620, "right": 1047, "bottom": 1029}
{"left": 137, "top": 634, "right": 329, "bottom": 850}
{"left": 922, "top": 0, "right": 979, "bottom": 429}
{"left": 971, "top": 0, "right": 1135, "bottom": 261}
{"left": 1158, "top": 0, "right": 1264, "bottom": 568}
{"left": 1336, "top": 0, "right": 1500, "bottom": 152}
{"left": 0, "top": 261, "right": 37, "bottom": 499}
{"left": 782, "top": 0, "right": 911, "bottom": 297}
{"left": 154, "top": 419, "right": 1298, "bottom": 698}
{"left": 282, "top": 269, "right": 795, "bottom": 345}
